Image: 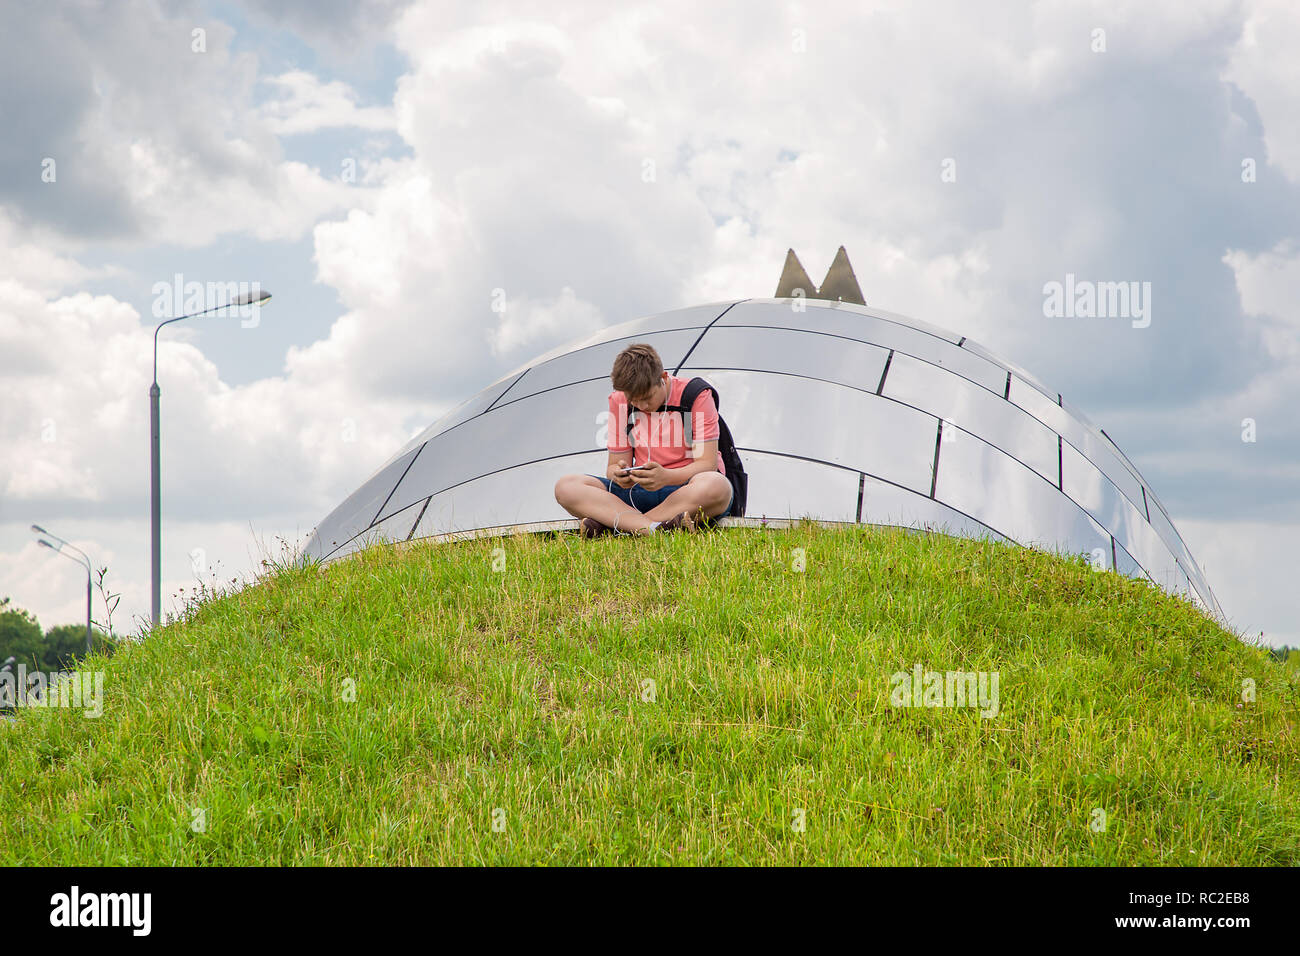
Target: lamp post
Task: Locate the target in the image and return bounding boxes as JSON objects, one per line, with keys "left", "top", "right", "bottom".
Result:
{"left": 151, "top": 289, "right": 271, "bottom": 629}
{"left": 31, "top": 525, "right": 93, "bottom": 654}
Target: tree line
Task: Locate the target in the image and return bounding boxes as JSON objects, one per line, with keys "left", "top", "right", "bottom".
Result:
{"left": 0, "top": 596, "right": 117, "bottom": 673}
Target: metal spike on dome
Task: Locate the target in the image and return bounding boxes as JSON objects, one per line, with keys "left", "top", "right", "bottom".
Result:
{"left": 817, "top": 246, "right": 865, "bottom": 305}
{"left": 774, "top": 248, "right": 816, "bottom": 299}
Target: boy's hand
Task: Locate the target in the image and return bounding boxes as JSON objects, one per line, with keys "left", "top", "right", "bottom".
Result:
{"left": 608, "top": 462, "right": 637, "bottom": 488}
{"left": 628, "top": 460, "right": 666, "bottom": 490}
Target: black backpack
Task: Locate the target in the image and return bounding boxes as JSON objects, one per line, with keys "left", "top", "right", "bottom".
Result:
{"left": 625, "top": 376, "right": 748, "bottom": 517}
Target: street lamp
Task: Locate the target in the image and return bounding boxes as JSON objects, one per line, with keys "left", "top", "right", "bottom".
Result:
{"left": 151, "top": 288, "right": 271, "bottom": 629}
{"left": 31, "top": 525, "right": 93, "bottom": 654}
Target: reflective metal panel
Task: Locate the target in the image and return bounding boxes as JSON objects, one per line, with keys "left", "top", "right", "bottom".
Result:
{"left": 1096, "top": 428, "right": 1152, "bottom": 499}
{"left": 934, "top": 431, "right": 1113, "bottom": 566}
{"left": 1060, "top": 395, "right": 1104, "bottom": 434}
{"left": 484, "top": 303, "right": 727, "bottom": 386}
{"left": 859, "top": 472, "right": 1007, "bottom": 542}
{"left": 1181, "top": 566, "right": 1207, "bottom": 611}
{"left": 959, "top": 337, "right": 1057, "bottom": 399}
{"left": 673, "top": 368, "right": 940, "bottom": 495}
{"left": 881, "top": 352, "right": 1059, "bottom": 484}
{"left": 1007, "top": 377, "right": 1147, "bottom": 512}
{"left": 684, "top": 325, "right": 890, "bottom": 393}
{"left": 411, "top": 452, "right": 606, "bottom": 537}
{"left": 1059, "top": 441, "right": 1181, "bottom": 587}
{"left": 1113, "top": 537, "right": 1146, "bottom": 581}
{"left": 739, "top": 450, "right": 861, "bottom": 522}
{"left": 855, "top": 302, "right": 967, "bottom": 346}
{"left": 375, "top": 379, "right": 612, "bottom": 523}
{"left": 395, "top": 371, "right": 527, "bottom": 455}
{"left": 751, "top": 298, "right": 964, "bottom": 344}
{"left": 718, "top": 300, "right": 1008, "bottom": 394}
{"left": 305, "top": 444, "right": 423, "bottom": 561}
{"left": 1148, "top": 561, "right": 1196, "bottom": 606}
{"left": 493, "top": 329, "right": 702, "bottom": 409}
{"left": 1145, "top": 496, "right": 1215, "bottom": 611}
{"left": 368, "top": 497, "right": 428, "bottom": 544}
{"left": 719, "top": 299, "right": 947, "bottom": 343}
{"left": 565, "top": 302, "right": 733, "bottom": 354}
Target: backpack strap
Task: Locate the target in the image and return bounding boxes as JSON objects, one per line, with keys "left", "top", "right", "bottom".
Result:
{"left": 625, "top": 376, "right": 716, "bottom": 450}
{"left": 665, "top": 377, "right": 715, "bottom": 449}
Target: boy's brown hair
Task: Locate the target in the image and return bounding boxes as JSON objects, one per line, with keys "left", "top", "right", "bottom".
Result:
{"left": 611, "top": 343, "right": 664, "bottom": 400}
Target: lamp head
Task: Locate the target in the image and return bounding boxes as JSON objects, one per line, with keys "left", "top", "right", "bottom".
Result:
{"left": 232, "top": 289, "right": 272, "bottom": 307}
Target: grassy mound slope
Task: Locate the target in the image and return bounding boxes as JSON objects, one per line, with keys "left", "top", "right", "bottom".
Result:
{"left": 1, "top": 523, "right": 1296, "bottom": 865}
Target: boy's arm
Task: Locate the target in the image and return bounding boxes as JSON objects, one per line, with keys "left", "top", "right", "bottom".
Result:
{"left": 659, "top": 439, "right": 719, "bottom": 481}
{"left": 607, "top": 391, "right": 636, "bottom": 477}
{"left": 667, "top": 389, "right": 721, "bottom": 478}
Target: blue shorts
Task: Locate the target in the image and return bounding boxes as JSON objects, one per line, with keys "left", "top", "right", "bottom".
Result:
{"left": 587, "top": 473, "right": 733, "bottom": 515}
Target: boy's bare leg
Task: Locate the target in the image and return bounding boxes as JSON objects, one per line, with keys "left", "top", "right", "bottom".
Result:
{"left": 553, "top": 475, "right": 658, "bottom": 533}
{"left": 555, "top": 473, "right": 730, "bottom": 535}
{"left": 640, "top": 473, "right": 733, "bottom": 526}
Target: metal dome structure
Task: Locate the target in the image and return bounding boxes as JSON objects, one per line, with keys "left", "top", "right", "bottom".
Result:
{"left": 302, "top": 251, "right": 1223, "bottom": 620}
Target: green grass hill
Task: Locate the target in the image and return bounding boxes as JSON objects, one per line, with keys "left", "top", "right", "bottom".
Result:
{"left": 1, "top": 522, "right": 1295, "bottom": 865}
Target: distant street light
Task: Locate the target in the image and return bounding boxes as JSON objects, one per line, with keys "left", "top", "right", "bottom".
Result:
{"left": 31, "top": 524, "right": 93, "bottom": 654}
{"left": 151, "top": 289, "right": 271, "bottom": 629}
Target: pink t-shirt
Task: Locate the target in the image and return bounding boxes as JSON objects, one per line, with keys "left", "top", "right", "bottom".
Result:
{"left": 607, "top": 375, "right": 726, "bottom": 476}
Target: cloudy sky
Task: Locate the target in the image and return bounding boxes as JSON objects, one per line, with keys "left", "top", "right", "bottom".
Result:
{"left": 1, "top": 0, "right": 1296, "bottom": 646}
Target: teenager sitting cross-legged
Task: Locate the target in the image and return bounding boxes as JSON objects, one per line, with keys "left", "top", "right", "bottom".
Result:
{"left": 553, "top": 343, "right": 734, "bottom": 537}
